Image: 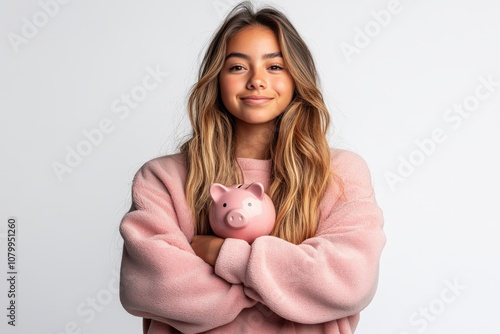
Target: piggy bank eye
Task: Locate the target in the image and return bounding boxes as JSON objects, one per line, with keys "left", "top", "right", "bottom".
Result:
{"left": 248, "top": 202, "right": 252, "bottom": 207}
{"left": 223, "top": 203, "right": 227, "bottom": 207}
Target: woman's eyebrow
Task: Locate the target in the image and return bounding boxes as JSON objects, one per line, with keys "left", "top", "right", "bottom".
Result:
{"left": 224, "top": 51, "right": 282, "bottom": 61}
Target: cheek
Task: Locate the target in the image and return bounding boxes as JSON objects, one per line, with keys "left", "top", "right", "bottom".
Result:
{"left": 274, "top": 76, "right": 295, "bottom": 99}
{"left": 219, "top": 76, "right": 241, "bottom": 104}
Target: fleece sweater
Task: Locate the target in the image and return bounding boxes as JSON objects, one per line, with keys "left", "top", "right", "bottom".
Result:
{"left": 119, "top": 148, "right": 386, "bottom": 334}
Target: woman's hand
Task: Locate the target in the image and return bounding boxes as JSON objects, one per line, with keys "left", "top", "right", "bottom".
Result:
{"left": 191, "top": 235, "right": 225, "bottom": 266}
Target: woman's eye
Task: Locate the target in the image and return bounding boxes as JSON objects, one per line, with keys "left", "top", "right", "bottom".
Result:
{"left": 269, "top": 64, "right": 284, "bottom": 71}
{"left": 229, "top": 65, "right": 244, "bottom": 71}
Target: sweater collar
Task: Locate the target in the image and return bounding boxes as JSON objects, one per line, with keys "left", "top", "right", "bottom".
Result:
{"left": 236, "top": 157, "right": 272, "bottom": 171}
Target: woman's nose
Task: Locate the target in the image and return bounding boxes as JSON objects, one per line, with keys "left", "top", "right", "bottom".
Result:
{"left": 246, "top": 70, "right": 267, "bottom": 90}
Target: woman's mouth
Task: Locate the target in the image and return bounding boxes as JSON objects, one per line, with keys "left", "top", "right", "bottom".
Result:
{"left": 240, "top": 96, "right": 273, "bottom": 105}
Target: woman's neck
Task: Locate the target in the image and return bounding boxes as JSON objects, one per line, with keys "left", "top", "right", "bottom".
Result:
{"left": 234, "top": 123, "right": 274, "bottom": 160}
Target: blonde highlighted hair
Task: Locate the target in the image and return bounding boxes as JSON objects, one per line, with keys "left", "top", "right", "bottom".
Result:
{"left": 180, "top": 1, "right": 332, "bottom": 244}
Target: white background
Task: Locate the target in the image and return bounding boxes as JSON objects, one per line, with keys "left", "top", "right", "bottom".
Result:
{"left": 1, "top": 0, "right": 499, "bottom": 333}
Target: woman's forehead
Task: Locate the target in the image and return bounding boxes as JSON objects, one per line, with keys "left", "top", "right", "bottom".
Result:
{"left": 225, "top": 25, "right": 280, "bottom": 56}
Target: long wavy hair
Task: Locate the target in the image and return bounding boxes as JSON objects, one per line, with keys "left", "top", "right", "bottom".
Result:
{"left": 180, "top": 1, "right": 333, "bottom": 244}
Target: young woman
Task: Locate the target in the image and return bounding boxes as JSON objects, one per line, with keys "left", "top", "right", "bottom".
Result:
{"left": 119, "top": 2, "right": 385, "bottom": 333}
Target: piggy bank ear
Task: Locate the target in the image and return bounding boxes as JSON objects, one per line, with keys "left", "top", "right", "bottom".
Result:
{"left": 210, "top": 183, "right": 229, "bottom": 202}
{"left": 247, "top": 182, "right": 265, "bottom": 200}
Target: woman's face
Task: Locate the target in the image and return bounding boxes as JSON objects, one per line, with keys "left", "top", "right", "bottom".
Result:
{"left": 219, "top": 25, "right": 295, "bottom": 132}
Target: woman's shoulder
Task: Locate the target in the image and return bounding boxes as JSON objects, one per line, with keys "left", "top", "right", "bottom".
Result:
{"left": 328, "top": 148, "right": 374, "bottom": 195}
{"left": 134, "top": 152, "right": 187, "bottom": 182}
{"left": 329, "top": 148, "right": 370, "bottom": 174}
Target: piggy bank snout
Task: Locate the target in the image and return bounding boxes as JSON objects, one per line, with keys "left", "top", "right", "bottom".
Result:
{"left": 225, "top": 209, "right": 248, "bottom": 228}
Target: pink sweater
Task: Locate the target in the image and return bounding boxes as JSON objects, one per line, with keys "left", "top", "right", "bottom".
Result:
{"left": 119, "top": 149, "right": 385, "bottom": 334}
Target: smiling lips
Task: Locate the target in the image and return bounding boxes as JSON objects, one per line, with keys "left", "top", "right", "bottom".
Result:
{"left": 240, "top": 95, "right": 273, "bottom": 105}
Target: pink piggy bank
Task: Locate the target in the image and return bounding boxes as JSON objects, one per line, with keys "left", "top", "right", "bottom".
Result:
{"left": 209, "top": 182, "right": 276, "bottom": 243}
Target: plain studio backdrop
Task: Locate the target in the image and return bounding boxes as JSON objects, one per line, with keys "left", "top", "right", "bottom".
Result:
{"left": 1, "top": 0, "right": 499, "bottom": 333}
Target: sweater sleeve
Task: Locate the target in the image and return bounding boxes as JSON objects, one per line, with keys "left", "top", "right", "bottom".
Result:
{"left": 119, "top": 159, "right": 256, "bottom": 333}
{"left": 214, "top": 150, "right": 386, "bottom": 324}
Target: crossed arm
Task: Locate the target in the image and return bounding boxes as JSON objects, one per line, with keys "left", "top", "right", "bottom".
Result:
{"left": 120, "top": 150, "right": 385, "bottom": 331}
